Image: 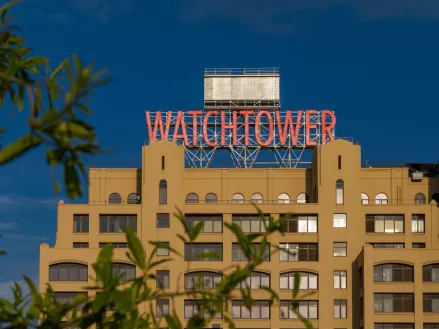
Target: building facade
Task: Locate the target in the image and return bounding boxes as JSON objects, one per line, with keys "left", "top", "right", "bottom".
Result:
{"left": 39, "top": 139, "right": 439, "bottom": 329}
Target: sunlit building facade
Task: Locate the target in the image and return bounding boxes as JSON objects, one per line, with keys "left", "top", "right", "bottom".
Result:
{"left": 39, "top": 139, "right": 439, "bottom": 329}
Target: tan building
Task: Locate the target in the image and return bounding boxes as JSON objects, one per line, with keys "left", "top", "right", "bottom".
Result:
{"left": 39, "top": 139, "right": 439, "bottom": 329}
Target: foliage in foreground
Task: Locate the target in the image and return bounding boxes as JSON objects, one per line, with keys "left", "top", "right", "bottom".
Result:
{"left": 0, "top": 0, "right": 110, "bottom": 199}
{"left": 0, "top": 209, "right": 315, "bottom": 329}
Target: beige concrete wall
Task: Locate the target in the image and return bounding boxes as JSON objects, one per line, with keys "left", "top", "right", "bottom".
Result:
{"left": 40, "top": 139, "right": 439, "bottom": 329}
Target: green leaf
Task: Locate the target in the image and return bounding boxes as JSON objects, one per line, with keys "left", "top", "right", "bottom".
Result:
{"left": 125, "top": 226, "right": 146, "bottom": 270}
{"left": 0, "top": 134, "right": 42, "bottom": 165}
{"left": 0, "top": 0, "right": 21, "bottom": 14}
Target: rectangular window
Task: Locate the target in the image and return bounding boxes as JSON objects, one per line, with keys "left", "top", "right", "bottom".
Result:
{"left": 374, "top": 324, "right": 414, "bottom": 329}
{"left": 73, "top": 242, "right": 89, "bottom": 248}
{"left": 99, "top": 215, "right": 137, "bottom": 233}
{"left": 424, "top": 324, "right": 439, "bottom": 329}
{"left": 333, "top": 214, "right": 347, "bottom": 228}
{"left": 334, "top": 271, "right": 347, "bottom": 289}
{"left": 334, "top": 300, "right": 347, "bottom": 318}
{"left": 372, "top": 243, "right": 405, "bottom": 248}
{"left": 232, "top": 215, "right": 269, "bottom": 233}
{"left": 413, "top": 243, "right": 426, "bottom": 248}
{"left": 423, "top": 264, "right": 439, "bottom": 282}
{"left": 184, "top": 300, "right": 222, "bottom": 319}
{"left": 156, "top": 242, "right": 170, "bottom": 256}
{"left": 236, "top": 272, "right": 270, "bottom": 290}
{"left": 366, "top": 215, "right": 404, "bottom": 233}
{"left": 281, "top": 215, "right": 318, "bottom": 233}
{"left": 333, "top": 242, "right": 347, "bottom": 257}
{"left": 280, "top": 272, "right": 318, "bottom": 290}
{"left": 280, "top": 300, "right": 318, "bottom": 319}
{"left": 279, "top": 243, "right": 318, "bottom": 261}
{"left": 157, "top": 213, "right": 170, "bottom": 228}
{"left": 424, "top": 294, "right": 439, "bottom": 313}
{"left": 232, "top": 243, "right": 270, "bottom": 261}
{"left": 161, "top": 156, "right": 165, "bottom": 170}
{"left": 186, "top": 215, "right": 223, "bottom": 233}
{"left": 374, "top": 293, "right": 414, "bottom": 313}
{"left": 73, "top": 215, "right": 89, "bottom": 233}
{"left": 412, "top": 214, "right": 425, "bottom": 233}
{"left": 54, "top": 292, "right": 87, "bottom": 308}
{"left": 185, "top": 272, "right": 222, "bottom": 290}
{"left": 99, "top": 242, "right": 128, "bottom": 248}
{"left": 184, "top": 243, "right": 223, "bottom": 261}
{"left": 156, "top": 270, "right": 169, "bottom": 288}
{"left": 336, "top": 188, "right": 344, "bottom": 204}
{"left": 156, "top": 299, "right": 169, "bottom": 317}
{"left": 232, "top": 300, "right": 270, "bottom": 319}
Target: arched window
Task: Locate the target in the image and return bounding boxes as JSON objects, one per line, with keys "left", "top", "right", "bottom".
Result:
{"left": 49, "top": 263, "right": 88, "bottom": 281}
{"left": 159, "top": 180, "right": 167, "bottom": 205}
{"left": 127, "top": 193, "right": 140, "bottom": 204}
{"left": 296, "top": 193, "right": 309, "bottom": 204}
{"left": 277, "top": 193, "right": 290, "bottom": 204}
{"left": 361, "top": 193, "right": 369, "bottom": 205}
{"left": 414, "top": 193, "right": 426, "bottom": 204}
{"left": 280, "top": 271, "right": 318, "bottom": 290}
{"left": 109, "top": 193, "right": 121, "bottom": 204}
{"left": 186, "top": 193, "right": 199, "bottom": 204}
{"left": 374, "top": 263, "right": 413, "bottom": 282}
{"left": 236, "top": 271, "right": 270, "bottom": 290}
{"left": 423, "top": 263, "right": 439, "bottom": 282}
{"left": 250, "top": 193, "right": 263, "bottom": 204}
{"left": 112, "top": 263, "right": 136, "bottom": 281}
{"left": 205, "top": 193, "right": 218, "bottom": 204}
{"left": 375, "top": 193, "right": 388, "bottom": 205}
{"left": 231, "top": 193, "right": 244, "bottom": 204}
{"left": 184, "top": 271, "right": 222, "bottom": 289}
{"left": 336, "top": 179, "right": 344, "bottom": 205}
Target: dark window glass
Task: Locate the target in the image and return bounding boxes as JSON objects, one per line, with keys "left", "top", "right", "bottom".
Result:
{"left": 279, "top": 243, "right": 318, "bottom": 261}
{"left": 157, "top": 213, "right": 170, "bottom": 228}
{"left": 184, "top": 243, "right": 223, "bottom": 261}
{"left": 280, "top": 214, "right": 318, "bottom": 233}
{"left": 232, "top": 243, "right": 270, "bottom": 261}
{"left": 372, "top": 243, "right": 405, "bottom": 248}
{"left": 232, "top": 300, "right": 270, "bottom": 319}
{"left": 374, "top": 293, "right": 414, "bottom": 313}
{"left": 73, "top": 215, "right": 89, "bottom": 233}
{"left": 424, "top": 294, "right": 439, "bottom": 312}
{"left": 205, "top": 193, "right": 218, "bottom": 203}
{"left": 413, "top": 243, "right": 426, "bottom": 248}
{"left": 49, "top": 263, "right": 88, "bottom": 281}
{"left": 373, "top": 324, "right": 414, "bottom": 329}
{"left": 184, "top": 272, "right": 222, "bottom": 290}
{"left": 185, "top": 300, "right": 222, "bottom": 319}
{"left": 423, "top": 264, "right": 439, "bottom": 282}
{"left": 127, "top": 193, "right": 140, "bottom": 204}
{"left": 111, "top": 263, "right": 135, "bottom": 281}
{"left": 374, "top": 264, "right": 414, "bottom": 282}
{"left": 280, "top": 300, "right": 318, "bottom": 319}
{"left": 99, "top": 242, "right": 128, "bottom": 248}
{"left": 161, "top": 156, "right": 165, "bottom": 170}
{"left": 414, "top": 193, "right": 426, "bottom": 204}
{"left": 99, "top": 215, "right": 137, "bottom": 233}
{"left": 235, "top": 272, "right": 270, "bottom": 290}
{"left": 156, "top": 270, "right": 170, "bottom": 289}
{"left": 232, "top": 215, "right": 269, "bottom": 233}
{"left": 366, "top": 215, "right": 405, "bottom": 233}
{"left": 412, "top": 214, "right": 425, "bottom": 232}
{"left": 73, "top": 242, "right": 89, "bottom": 248}
{"left": 424, "top": 324, "right": 439, "bottom": 329}
{"left": 186, "top": 193, "right": 199, "bottom": 204}
{"left": 156, "top": 299, "right": 169, "bottom": 317}
{"left": 109, "top": 193, "right": 122, "bottom": 204}
{"left": 53, "top": 292, "right": 87, "bottom": 306}
{"left": 186, "top": 215, "right": 222, "bottom": 233}
{"left": 338, "top": 155, "right": 342, "bottom": 170}
{"left": 159, "top": 180, "right": 167, "bottom": 204}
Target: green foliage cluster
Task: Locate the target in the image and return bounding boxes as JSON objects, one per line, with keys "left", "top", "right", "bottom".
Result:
{"left": 0, "top": 0, "right": 110, "bottom": 199}
{"left": 0, "top": 209, "right": 314, "bottom": 329}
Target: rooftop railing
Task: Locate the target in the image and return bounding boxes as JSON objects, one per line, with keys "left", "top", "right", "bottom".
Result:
{"left": 204, "top": 68, "right": 280, "bottom": 76}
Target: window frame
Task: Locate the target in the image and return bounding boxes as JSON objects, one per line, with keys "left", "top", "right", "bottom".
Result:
{"left": 366, "top": 214, "right": 405, "bottom": 233}
{"left": 280, "top": 271, "right": 318, "bottom": 290}
{"left": 49, "top": 263, "right": 88, "bottom": 281}
{"left": 279, "top": 243, "right": 318, "bottom": 262}
{"left": 281, "top": 214, "right": 318, "bottom": 233}
{"left": 280, "top": 300, "right": 318, "bottom": 319}
{"left": 232, "top": 243, "right": 270, "bottom": 261}
{"left": 411, "top": 214, "right": 425, "bottom": 233}
{"left": 333, "top": 213, "right": 347, "bottom": 228}
{"left": 333, "top": 242, "right": 347, "bottom": 257}
{"left": 185, "top": 214, "right": 223, "bottom": 233}
{"left": 73, "top": 215, "right": 89, "bottom": 233}
{"left": 184, "top": 243, "right": 223, "bottom": 261}
{"left": 334, "top": 299, "right": 347, "bottom": 319}
{"left": 333, "top": 270, "right": 347, "bottom": 289}
{"left": 156, "top": 270, "right": 170, "bottom": 289}
{"left": 373, "top": 263, "right": 414, "bottom": 283}
{"left": 99, "top": 214, "right": 137, "bottom": 233}
{"left": 232, "top": 300, "right": 270, "bottom": 319}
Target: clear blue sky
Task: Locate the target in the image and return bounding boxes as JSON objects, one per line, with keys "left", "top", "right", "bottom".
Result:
{"left": 0, "top": 0, "right": 439, "bottom": 298}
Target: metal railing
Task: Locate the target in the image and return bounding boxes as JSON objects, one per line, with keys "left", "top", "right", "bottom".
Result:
{"left": 204, "top": 68, "right": 280, "bottom": 76}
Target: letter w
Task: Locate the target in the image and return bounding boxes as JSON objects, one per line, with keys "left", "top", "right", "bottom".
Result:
{"left": 276, "top": 110, "right": 302, "bottom": 146}
{"left": 145, "top": 111, "right": 172, "bottom": 142}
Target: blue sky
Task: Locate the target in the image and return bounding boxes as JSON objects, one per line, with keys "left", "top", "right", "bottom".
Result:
{"left": 1, "top": 0, "right": 439, "bottom": 299}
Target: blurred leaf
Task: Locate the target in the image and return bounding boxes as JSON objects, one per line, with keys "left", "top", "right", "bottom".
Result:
{"left": 125, "top": 226, "right": 146, "bottom": 270}
{"left": 0, "top": 134, "right": 42, "bottom": 165}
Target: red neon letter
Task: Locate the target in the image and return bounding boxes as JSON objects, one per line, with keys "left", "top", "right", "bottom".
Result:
{"left": 276, "top": 110, "right": 302, "bottom": 146}
{"left": 305, "top": 110, "right": 317, "bottom": 146}
{"left": 203, "top": 110, "right": 218, "bottom": 147}
{"left": 255, "top": 110, "right": 273, "bottom": 146}
{"left": 173, "top": 111, "right": 189, "bottom": 146}
{"left": 221, "top": 111, "right": 237, "bottom": 146}
{"left": 188, "top": 110, "right": 202, "bottom": 146}
{"left": 321, "top": 110, "right": 336, "bottom": 144}
{"left": 145, "top": 110, "right": 172, "bottom": 142}
{"left": 240, "top": 110, "right": 253, "bottom": 146}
